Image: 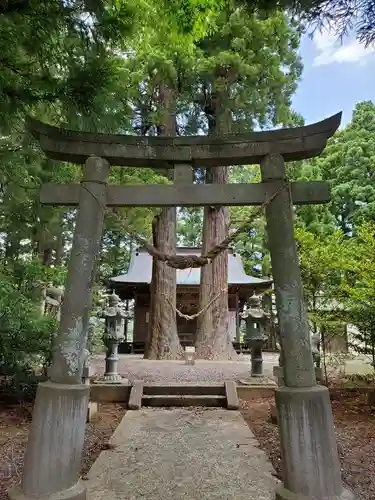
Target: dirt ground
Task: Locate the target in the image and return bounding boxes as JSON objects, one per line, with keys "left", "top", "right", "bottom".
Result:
{"left": 240, "top": 393, "right": 375, "bottom": 500}
{"left": 0, "top": 403, "right": 125, "bottom": 500}
{"left": 0, "top": 395, "right": 373, "bottom": 500}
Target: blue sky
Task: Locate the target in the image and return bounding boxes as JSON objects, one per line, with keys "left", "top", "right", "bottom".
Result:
{"left": 292, "top": 30, "right": 375, "bottom": 127}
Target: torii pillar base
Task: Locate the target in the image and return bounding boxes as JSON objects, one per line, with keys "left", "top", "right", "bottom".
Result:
{"left": 8, "top": 382, "right": 89, "bottom": 500}
{"left": 274, "top": 386, "right": 355, "bottom": 500}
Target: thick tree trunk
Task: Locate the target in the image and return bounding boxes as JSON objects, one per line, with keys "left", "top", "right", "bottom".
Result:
{"left": 195, "top": 87, "right": 236, "bottom": 360}
{"left": 145, "top": 83, "right": 182, "bottom": 360}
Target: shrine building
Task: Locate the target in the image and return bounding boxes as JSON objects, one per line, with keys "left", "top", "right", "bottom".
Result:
{"left": 110, "top": 247, "right": 272, "bottom": 349}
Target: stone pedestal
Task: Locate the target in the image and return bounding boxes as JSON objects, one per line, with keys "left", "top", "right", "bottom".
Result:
{"left": 103, "top": 340, "right": 123, "bottom": 383}
{"left": 8, "top": 381, "right": 89, "bottom": 500}
{"left": 274, "top": 386, "right": 354, "bottom": 500}
{"left": 250, "top": 339, "right": 264, "bottom": 376}
{"left": 273, "top": 366, "right": 323, "bottom": 386}
{"left": 185, "top": 346, "right": 196, "bottom": 365}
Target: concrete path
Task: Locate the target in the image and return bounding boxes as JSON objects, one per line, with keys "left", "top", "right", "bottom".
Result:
{"left": 86, "top": 408, "right": 278, "bottom": 500}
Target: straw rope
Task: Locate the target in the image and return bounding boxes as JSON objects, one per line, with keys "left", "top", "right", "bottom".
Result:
{"left": 80, "top": 180, "right": 288, "bottom": 270}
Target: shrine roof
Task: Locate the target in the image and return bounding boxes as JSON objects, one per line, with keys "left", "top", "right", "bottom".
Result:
{"left": 111, "top": 247, "right": 272, "bottom": 288}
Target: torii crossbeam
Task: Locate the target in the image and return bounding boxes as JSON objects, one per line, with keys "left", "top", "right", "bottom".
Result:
{"left": 28, "top": 114, "right": 341, "bottom": 208}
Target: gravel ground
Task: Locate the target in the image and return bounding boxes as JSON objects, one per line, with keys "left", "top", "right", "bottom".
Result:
{"left": 90, "top": 354, "right": 278, "bottom": 383}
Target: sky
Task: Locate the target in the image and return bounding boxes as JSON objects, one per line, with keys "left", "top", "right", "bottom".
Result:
{"left": 292, "top": 30, "right": 375, "bottom": 127}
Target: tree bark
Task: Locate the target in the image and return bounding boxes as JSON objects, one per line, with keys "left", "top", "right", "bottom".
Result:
{"left": 55, "top": 226, "right": 64, "bottom": 265}
{"left": 4, "top": 233, "right": 21, "bottom": 261}
{"left": 195, "top": 84, "right": 236, "bottom": 360}
{"left": 145, "top": 83, "right": 182, "bottom": 360}
{"left": 42, "top": 247, "right": 53, "bottom": 266}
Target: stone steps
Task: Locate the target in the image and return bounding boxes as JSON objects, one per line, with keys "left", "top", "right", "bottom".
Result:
{"left": 128, "top": 381, "right": 238, "bottom": 410}
{"left": 142, "top": 394, "right": 227, "bottom": 407}
{"left": 142, "top": 383, "right": 225, "bottom": 396}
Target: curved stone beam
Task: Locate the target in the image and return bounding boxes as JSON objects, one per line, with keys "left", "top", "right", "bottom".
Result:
{"left": 26, "top": 113, "right": 342, "bottom": 167}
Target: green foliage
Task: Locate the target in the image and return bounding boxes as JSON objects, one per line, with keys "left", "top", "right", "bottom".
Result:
{"left": 0, "top": 0, "right": 136, "bottom": 130}
{"left": 0, "top": 265, "right": 58, "bottom": 376}
{"left": 340, "top": 223, "right": 375, "bottom": 369}
{"left": 236, "top": 0, "right": 375, "bottom": 47}
{"left": 294, "top": 226, "right": 350, "bottom": 350}
{"left": 295, "top": 215, "right": 375, "bottom": 373}
{"left": 313, "top": 101, "right": 375, "bottom": 234}
{"left": 229, "top": 166, "right": 269, "bottom": 276}
{"left": 295, "top": 226, "right": 348, "bottom": 307}
{"left": 177, "top": 208, "right": 204, "bottom": 247}
{"left": 192, "top": 7, "right": 303, "bottom": 131}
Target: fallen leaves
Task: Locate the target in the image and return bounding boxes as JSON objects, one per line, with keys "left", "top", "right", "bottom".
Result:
{"left": 0, "top": 403, "right": 125, "bottom": 500}
{"left": 240, "top": 394, "right": 375, "bottom": 500}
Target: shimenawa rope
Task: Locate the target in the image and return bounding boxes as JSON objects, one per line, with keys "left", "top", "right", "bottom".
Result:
{"left": 81, "top": 180, "right": 288, "bottom": 270}
{"left": 164, "top": 288, "right": 226, "bottom": 321}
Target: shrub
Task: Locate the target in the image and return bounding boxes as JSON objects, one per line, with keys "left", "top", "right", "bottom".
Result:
{"left": 0, "top": 268, "right": 57, "bottom": 381}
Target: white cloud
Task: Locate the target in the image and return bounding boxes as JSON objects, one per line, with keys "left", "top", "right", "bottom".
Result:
{"left": 312, "top": 31, "right": 375, "bottom": 66}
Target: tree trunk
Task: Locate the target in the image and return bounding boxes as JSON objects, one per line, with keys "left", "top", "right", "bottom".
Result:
{"left": 195, "top": 85, "right": 236, "bottom": 360}
{"left": 145, "top": 83, "right": 182, "bottom": 360}
{"left": 4, "top": 233, "right": 21, "bottom": 261}
{"left": 36, "top": 228, "right": 53, "bottom": 266}
{"left": 55, "top": 227, "right": 64, "bottom": 265}
{"left": 42, "top": 248, "right": 53, "bottom": 266}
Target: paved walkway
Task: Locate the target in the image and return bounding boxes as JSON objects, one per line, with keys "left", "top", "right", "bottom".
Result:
{"left": 86, "top": 408, "right": 278, "bottom": 500}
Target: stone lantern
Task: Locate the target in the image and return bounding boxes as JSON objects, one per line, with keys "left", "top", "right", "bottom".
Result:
{"left": 241, "top": 294, "right": 269, "bottom": 377}
{"left": 100, "top": 291, "right": 127, "bottom": 383}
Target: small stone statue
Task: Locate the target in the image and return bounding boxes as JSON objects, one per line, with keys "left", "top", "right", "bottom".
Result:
{"left": 83, "top": 317, "right": 96, "bottom": 371}
{"left": 311, "top": 332, "right": 321, "bottom": 369}
{"left": 100, "top": 292, "right": 128, "bottom": 383}
{"left": 240, "top": 294, "right": 270, "bottom": 377}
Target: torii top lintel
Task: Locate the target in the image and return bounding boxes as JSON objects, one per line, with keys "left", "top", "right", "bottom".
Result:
{"left": 27, "top": 113, "right": 341, "bottom": 168}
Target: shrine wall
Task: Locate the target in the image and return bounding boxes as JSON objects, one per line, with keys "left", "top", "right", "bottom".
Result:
{"left": 131, "top": 290, "right": 240, "bottom": 344}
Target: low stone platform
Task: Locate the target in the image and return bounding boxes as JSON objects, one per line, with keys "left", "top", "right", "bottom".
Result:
{"left": 89, "top": 381, "right": 276, "bottom": 405}
{"left": 127, "top": 381, "right": 239, "bottom": 410}
{"left": 86, "top": 408, "right": 278, "bottom": 500}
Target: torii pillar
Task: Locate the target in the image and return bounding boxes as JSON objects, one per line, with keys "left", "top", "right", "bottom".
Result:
{"left": 261, "top": 154, "right": 354, "bottom": 500}
{"left": 8, "top": 156, "right": 110, "bottom": 500}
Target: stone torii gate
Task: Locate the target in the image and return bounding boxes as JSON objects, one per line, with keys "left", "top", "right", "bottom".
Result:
{"left": 9, "top": 113, "right": 354, "bottom": 500}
